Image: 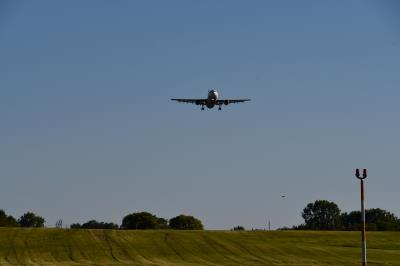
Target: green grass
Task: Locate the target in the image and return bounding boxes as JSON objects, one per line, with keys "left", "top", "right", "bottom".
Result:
{"left": 0, "top": 228, "right": 399, "bottom": 265}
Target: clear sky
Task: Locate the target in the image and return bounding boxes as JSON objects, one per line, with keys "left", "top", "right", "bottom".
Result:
{"left": 1, "top": 1, "right": 399, "bottom": 229}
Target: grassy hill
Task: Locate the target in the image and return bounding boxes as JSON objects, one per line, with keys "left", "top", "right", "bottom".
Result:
{"left": 0, "top": 228, "right": 399, "bottom": 265}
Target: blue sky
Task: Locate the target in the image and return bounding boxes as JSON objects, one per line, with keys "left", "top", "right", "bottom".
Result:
{"left": 1, "top": 1, "right": 399, "bottom": 229}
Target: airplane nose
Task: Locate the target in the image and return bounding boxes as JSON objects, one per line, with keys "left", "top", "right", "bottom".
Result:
{"left": 213, "top": 90, "right": 219, "bottom": 99}
{"left": 208, "top": 89, "right": 218, "bottom": 100}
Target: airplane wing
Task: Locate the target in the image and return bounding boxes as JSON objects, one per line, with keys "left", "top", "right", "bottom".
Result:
{"left": 215, "top": 99, "right": 251, "bottom": 105}
{"left": 171, "top": 99, "right": 207, "bottom": 105}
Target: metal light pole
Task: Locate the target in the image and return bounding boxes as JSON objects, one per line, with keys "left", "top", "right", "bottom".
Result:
{"left": 355, "top": 168, "right": 367, "bottom": 266}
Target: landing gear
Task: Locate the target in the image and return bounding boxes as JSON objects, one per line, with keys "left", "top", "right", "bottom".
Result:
{"left": 218, "top": 105, "right": 222, "bottom": 110}
{"left": 201, "top": 106, "right": 205, "bottom": 110}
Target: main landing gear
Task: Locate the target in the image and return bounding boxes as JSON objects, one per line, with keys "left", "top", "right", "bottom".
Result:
{"left": 201, "top": 106, "right": 205, "bottom": 110}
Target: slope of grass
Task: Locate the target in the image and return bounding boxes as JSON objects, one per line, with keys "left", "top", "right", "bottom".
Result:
{"left": 0, "top": 228, "right": 399, "bottom": 265}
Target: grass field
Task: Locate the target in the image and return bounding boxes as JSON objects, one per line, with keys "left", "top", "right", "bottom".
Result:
{"left": 0, "top": 228, "right": 399, "bottom": 265}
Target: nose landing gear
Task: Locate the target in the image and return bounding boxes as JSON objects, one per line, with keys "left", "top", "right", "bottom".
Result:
{"left": 218, "top": 105, "right": 222, "bottom": 110}
{"left": 201, "top": 106, "right": 205, "bottom": 110}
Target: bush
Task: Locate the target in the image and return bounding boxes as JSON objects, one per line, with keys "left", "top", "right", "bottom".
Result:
{"left": 169, "top": 215, "right": 203, "bottom": 230}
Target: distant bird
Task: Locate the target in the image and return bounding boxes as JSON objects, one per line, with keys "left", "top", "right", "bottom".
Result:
{"left": 281, "top": 195, "right": 286, "bottom": 198}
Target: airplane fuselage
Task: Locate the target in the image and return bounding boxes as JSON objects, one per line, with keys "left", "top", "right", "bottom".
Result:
{"left": 206, "top": 90, "right": 219, "bottom": 108}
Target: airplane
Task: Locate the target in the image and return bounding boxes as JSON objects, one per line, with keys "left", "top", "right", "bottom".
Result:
{"left": 171, "top": 89, "right": 250, "bottom": 110}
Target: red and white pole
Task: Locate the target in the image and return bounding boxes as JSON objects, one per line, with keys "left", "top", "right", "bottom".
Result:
{"left": 356, "top": 168, "right": 367, "bottom": 266}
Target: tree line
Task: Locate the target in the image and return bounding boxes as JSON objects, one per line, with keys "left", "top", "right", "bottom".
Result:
{"left": 287, "top": 200, "right": 400, "bottom": 231}
{"left": 0, "top": 210, "right": 45, "bottom": 227}
{"left": 4, "top": 202, "right": 399, "bottom": 231}
{"left": 0, "top": 210, "right": 203, "bottom": 230}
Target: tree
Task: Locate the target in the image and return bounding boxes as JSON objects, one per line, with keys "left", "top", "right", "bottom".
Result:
{"left": 366, "top": 208, "right": 400, "bottom": 231}
{"left": 121, "top": 212, "right": 166, "bottom": 229}
{"left": 302, "top": 200, "right": 341, "bottom": 230}
{"left": 169, "top": 215, "right": 203, "bottom": 230}
{"left": 0, "top": 210, "right": 19, "bottom": 227}
{"left": 342, "top": 208, "right": 400, "bottom": 231}
{"left": 18, "top": 212, "right": 45, "bottom": 228}
{"left": 232, "top": 226, "right": 245, "bottom": 231}
{"left": 156, "top": 217, "right": 169, "bottom": 229}
{"left": 341, "top": 211, "right": 361, "bottom": 231}
{"left": 70, "top": 223, "right": 82, "bottom": 229}
{"left": 84, "top": 220, "right": 118, "bottom": 229}
{"left": 70, "top": 220, "right": 118, "bottom": 229}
